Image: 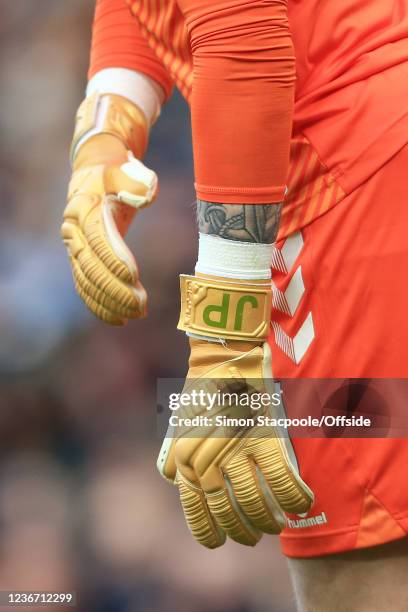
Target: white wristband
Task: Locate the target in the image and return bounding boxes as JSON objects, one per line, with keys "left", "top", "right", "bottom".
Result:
{"left": 195, "top": 233, "right": 273, "bottom": 280}
{"left": 86, "top": 68, "right": 165, "bottom": 127}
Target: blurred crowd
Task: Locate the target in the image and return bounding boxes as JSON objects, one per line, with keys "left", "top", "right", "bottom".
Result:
{"left": 0, "top": 2, "right": 295, "bottom": 611}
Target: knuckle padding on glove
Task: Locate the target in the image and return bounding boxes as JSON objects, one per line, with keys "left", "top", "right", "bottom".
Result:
{"left": 85, "top": 223, "right": 135, "bottom": 284}
{"left": 175, "top": 428, "right": 312, "bottom": 547}
{"left": 221, "top": 452, "right": 283, "bottom": 535}
{"left": 71, "top": 261, "right": 123, "bottom": 322}
{"left": 177, "top": 476, "right": 226, "bottom": 549}
{"left": 71, "top": 273, "right": 123, "bottom": 326}
{"left": 205, "top": 484, "right": 262, "bottom": 546}
{"left": 72, "top": 257, "right": 140, "bottom": 320}
{"left": 250, "top": 437, "right": 311, "bottom": 514}
{"left": 64, "top": 216, "right": 128, "bottom": 283}
{"left": 76, "top": 248, "right": 141, "bottom": 312}
{"left": 177, "top": 440, "right": 262, "bottom": 547}
{"left": 65, "top": 203, "right": 146, "bottom": 317}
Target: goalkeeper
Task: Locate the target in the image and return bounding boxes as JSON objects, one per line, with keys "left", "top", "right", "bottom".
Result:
{"left": 62, "top": 1, "right": 408, "bottom": 610}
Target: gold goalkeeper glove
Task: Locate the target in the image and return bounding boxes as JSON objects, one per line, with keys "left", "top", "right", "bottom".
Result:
{"left": 61, "top": 93, "right": 158, "bottom": 325}
{"left": 157, "top": 273, "right": 314, "bottom": 548}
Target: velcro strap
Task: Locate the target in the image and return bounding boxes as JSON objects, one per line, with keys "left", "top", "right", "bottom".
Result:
{"left": 70, "top": 92, "right": 147, "bottom": 163}
{"left": 178, "top": 274, "right": 271, "bottom": 342}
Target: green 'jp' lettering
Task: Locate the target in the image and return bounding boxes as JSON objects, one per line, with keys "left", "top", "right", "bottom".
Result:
{"left": 234, "top": 295, "right": 258, "bottom": 330}
{"left": 203, "top": 294, "right": 230, "bottom": 328}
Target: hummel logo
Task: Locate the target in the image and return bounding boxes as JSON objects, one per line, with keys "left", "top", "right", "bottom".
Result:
{"left": 286, "top": 511, "right": 328, "bottom": 529}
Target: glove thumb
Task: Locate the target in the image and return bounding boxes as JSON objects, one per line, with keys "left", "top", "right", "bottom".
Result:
{"left": 157, "top": 433, "right": 178, "bottom": 484}
{"left": 105, "top": 153, "right": 158, "bottom": 209}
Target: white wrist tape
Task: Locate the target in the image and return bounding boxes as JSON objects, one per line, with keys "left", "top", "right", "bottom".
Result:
{"left": 195, "top": 233, "right": 273, "bottom": 280}
{"left": 87, "top": 68, "right": 165, "bottom": 127}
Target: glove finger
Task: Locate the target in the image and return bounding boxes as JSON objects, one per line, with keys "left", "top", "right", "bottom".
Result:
{"left": 176, "top": 473, "right": 226, "bottom": 549}
{"left": 250, "top": 436, "right": 314, "bottom": 515}
{"left": 72, "top": 271, "right": 124, "bottom": 326}
{"left": 106, "top": 157, "right": 158, "bottom": 210}
{"left": 83, "top": 201, "right": 139, "bottom": 286}
{"left": 223, "top": 449, "right": 286, "bottom": 535}
{"left": 204, "top": 478, "right": 263, "bottom": 546}
{"left": 61, "top": 198, "right": 138, "bottom": 292}
{"left": 71, "top": 256, "right": 142, "bottom": 322}
{"left": 76, "top": 242, "right": 146, "bottom": 316}
{"left": 181, "top": 436, "right": 262, "bottom": 546}
{"left": 63, "top": 195, "right": 138, "bottom": 288}
{"left": 157, "top": 429, "right": 178, "bottom": 483}
{"left": 61, "top": 216, "right": 147, "bottom": 320}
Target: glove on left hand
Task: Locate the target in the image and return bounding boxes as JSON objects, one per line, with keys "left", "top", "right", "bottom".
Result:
{"left": 158, "top": 274, "right": 314, "bottom": 548}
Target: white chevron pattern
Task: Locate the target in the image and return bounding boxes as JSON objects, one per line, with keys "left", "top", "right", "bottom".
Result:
{"left": 271, "top": 232, "right": 304, "bottom": 275}
{"left": 272, "top": 267, "right": 305, "bottom": 316}
{"left": 272, "top": 282, "right": 290, "bottom": 315}
{"left": 271, "top": 247, "right": 287, "bottom": 274}
{"left": 271, "top": 232, "right": 314, "bottom": 364}
{"left": 272, "top": 322, "right": 296, "bottom": 362}
{"left": 272, "top": 313, "right": 315, "bottom": 365}
{"left": 285, "top": 267, "right": 305, "bottom": 316}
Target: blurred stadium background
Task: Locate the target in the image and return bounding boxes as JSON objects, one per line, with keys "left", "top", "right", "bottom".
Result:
{"left": 0, "top": 2, "right": 296, "bottom": 610}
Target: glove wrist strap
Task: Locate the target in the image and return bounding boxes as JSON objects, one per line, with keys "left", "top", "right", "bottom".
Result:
{"left": 178, "top": 274, "right": 271, "bottom": 342}
{"left": 70, "top": 92, "right": 148, "bottom": 164}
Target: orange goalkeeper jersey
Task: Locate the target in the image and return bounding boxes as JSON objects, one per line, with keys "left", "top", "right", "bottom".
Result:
{"left": 90, "top": 0, "right": 408, "bottom": 239}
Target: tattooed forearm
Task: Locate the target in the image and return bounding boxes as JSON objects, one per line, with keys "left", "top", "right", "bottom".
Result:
{"left": 197, "top": 200, "right": 282, "bottom": 244}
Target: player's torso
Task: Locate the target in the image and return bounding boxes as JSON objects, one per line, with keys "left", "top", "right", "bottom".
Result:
{"left": 289, "top": 0, "right": 408, "bottom": 96}
{"left": 281, "top": 0, "right": 408, "bottom": 236}
{"left": 129, "top": 0, "right": 408, "bottom": 237}
{"left": 130, "top": 0, "right": 408, "bottom": 96}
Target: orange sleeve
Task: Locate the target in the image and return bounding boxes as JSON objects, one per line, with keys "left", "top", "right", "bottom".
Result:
{"left": 89, "top": 0, "right": 173, "bottom": 100}
{"left": 175, "top": 0, "right": 295, "bottom": 204}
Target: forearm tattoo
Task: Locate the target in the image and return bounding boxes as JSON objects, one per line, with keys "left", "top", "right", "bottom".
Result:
{"left": 197, "top": 199, "right": 282, "bottom": 244}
